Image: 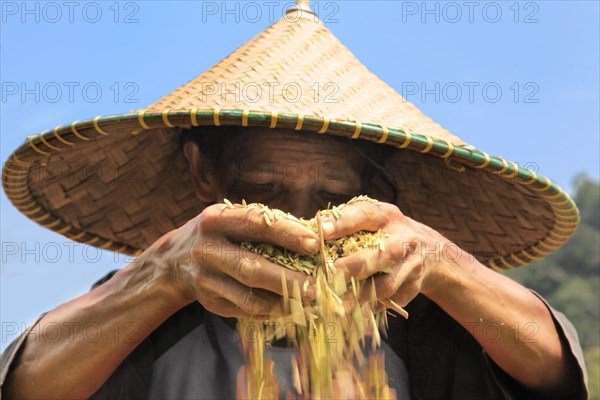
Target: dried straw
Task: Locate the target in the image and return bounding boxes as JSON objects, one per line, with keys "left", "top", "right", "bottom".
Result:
{"left": 233, "top": 196, "right": 407, "bottom": 399}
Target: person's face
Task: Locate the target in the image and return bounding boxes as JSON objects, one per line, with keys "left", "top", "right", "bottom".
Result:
{"left": 189, "top": 129, "right": 366, "bottom": 219}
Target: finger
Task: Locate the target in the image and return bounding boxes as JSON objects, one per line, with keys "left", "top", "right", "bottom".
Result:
{"left": 373, "top": 277, "right": 419, "bottom": 320}
{"left": 346, "top": 287, "right": 409, "bottom": 318}
{"left": 202, "top": 239, "right": 316, "bottom": 301}
{"left": 333, "top": 247, "right": 398, "bottom": 282}
{"left": 332, "top": 232, "right": 408, "bottom": 282}
{"left": 203, "top": 270, "right": 285, "bottom": 318}
{"left": 223, "top": 284, "right": 285, "bottom": 318}
{"left": 201, "top": 203, "right": 319, "bottom": 255}
{"left": 357, "top": 258, "right": 419, "bottom": 304}
{"left": 388, "top": 277, "right": 421, "bottom": 308}
{"left": 379, "top": 298, "right": 409, "bottom": 319}
{"left": 319, "top": 200, "right": 398, "bottom": 240}
{"left": 366, "top": 260, "right": 422, "bottom": 321}
{"left": 202, "top": 297, "right": 269, "bottom": 320}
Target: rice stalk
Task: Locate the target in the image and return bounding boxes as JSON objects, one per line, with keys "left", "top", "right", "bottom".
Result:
{"left": 234, "top": 196, "right": 407, "bottom": 399}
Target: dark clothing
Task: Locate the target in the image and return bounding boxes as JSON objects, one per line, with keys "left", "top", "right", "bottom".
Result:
{"left": 95, "top": 303, "right": 411, "bottom": 400}
{"left": 0, "top": 272, "right": 588, "bottom": 399}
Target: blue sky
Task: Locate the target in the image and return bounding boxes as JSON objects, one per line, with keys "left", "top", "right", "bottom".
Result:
{"left": 1, "top": 1, "right": 599, "bottom": 350}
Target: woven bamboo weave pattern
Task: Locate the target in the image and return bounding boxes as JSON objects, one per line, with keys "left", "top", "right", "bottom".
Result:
{"left": 1, "top": 8, "right": 579, "bottom": 269}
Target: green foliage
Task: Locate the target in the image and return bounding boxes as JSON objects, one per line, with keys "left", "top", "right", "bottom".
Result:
{"left": 552, "top": 276, "right": 600, "bottom": 350}
{"left": 574, "top": 174, "right": 600, "bottom": 230}
{"left": 504, "top": 175, "right": 600, "bottom": 395}
{"left": 585, "top": 347, "right": 600, "bottom": 400}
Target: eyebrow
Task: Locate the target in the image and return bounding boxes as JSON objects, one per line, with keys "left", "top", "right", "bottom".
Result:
{"left": 323, "top": 160, "right": 365, "bottom": 180}
{"left": 323, "top": 169, "right": 350, "bottom": 181}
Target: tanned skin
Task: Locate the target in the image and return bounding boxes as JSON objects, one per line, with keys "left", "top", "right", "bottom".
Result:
{"left": 5, "top": 129, "right": 580, "bottom": 399}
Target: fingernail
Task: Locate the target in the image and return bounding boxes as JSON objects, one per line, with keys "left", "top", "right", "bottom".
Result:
{"left": 321, "top": 221, "right": 334, "bottom": 237}
{"left": 302, "top": 238, "right": 319, "bottom": 254}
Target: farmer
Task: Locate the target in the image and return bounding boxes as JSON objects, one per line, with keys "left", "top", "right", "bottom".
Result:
{"left": 1, "top": 2, "right": 588, "bottom": 399}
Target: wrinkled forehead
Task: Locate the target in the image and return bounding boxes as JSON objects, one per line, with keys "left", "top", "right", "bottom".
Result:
{"left": 230, "top": 128, "right": 360, "bottom": 162}
{"left": 234, "top": 128, "right": 361, "bottom": 158}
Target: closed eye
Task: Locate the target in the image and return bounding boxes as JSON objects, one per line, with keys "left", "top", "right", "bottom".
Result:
{"left": 319, "top": 191, "right": 352, "bottom": 205}
{"left": 235, "top": 180, "right": 276, "bottom": 192}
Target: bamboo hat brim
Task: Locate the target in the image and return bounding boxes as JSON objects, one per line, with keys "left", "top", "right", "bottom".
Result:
{"left": 2, "top": 6, "right": 579, "bottom": 271}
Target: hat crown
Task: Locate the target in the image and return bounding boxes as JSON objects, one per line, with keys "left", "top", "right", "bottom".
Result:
{"left": 1, "top": 3, "right": 578, "bottom": 270}
{"left": 292, "top": 0, "right": 313, "bottom": 13}
{"left": 146, "top": 5, "right": 460, "bottom": 144}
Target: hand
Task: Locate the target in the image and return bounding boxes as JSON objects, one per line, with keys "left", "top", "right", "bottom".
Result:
{"left": 320, "top": 199, "right": 453, "bottom": 309}
{"left": 137, "top": 203, "right": 319, "bottom": 319}
{"left": 320, "top": 201, "right": 581, "bottom": 397}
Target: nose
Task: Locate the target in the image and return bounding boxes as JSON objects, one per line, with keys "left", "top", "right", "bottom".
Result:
{"left": 273, "top": 191, "right": 322, "bottom": 220}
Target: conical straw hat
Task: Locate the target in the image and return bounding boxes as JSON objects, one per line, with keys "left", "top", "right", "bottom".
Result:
{"left": 2, "top": 3, "right": 579, "bottom": 271}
